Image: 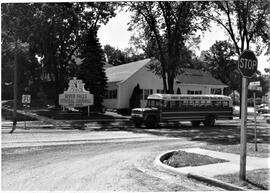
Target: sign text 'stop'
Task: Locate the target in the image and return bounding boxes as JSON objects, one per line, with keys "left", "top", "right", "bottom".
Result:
{"left": 238, "top": 50, "right": 258, "bottom": 78}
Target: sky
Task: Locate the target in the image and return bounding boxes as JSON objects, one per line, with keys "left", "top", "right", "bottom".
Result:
{"left": 97, "top": 10, "right": 269, "bottom": 74}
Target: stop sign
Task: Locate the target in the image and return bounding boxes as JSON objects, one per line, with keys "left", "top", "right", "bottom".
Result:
{"left": 238, "top": 50, "right": 258, "bottom": 78}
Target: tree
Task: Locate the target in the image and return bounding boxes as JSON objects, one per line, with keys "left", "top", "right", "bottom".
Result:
{"left": 208, "top": 0, "right": 269, "bottom": 118}
{"left": 201, "top": 40, "right": 241, "bottom": 94}
{"left": 103, "top": 45, "right": 127, "bottom": 66}
{"left": 28, "top": 3, "right": 118, "bottom": 106}
{"left": 129, "top": 84, "right": 142, "bottom": 110}
{"left": 128, "top": 2, "right": 210, "bottom": 93}
{"left": 77, "top": 30, "right": 107, "bottom": 112}
{"left": 103, "top": 44, "right": 146, "bottom": 65}
{"left": 209, "top": 1, "right": 269, "bottom": 54}
{"left": 2, "top": 3, "right": 38, "bottom": 133}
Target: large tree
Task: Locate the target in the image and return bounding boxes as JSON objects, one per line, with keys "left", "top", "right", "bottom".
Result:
{"left": 128, "top": 2, "right": 210, "bottom": 93}
{"left": 30, "top": 3, "right": 117, "bottom": 105}
{"left": 103, "top": 45, "right": 127, "bottom": 66}
{"left": 77, "top": 30, "right": 107, "bottom": 112}
{"left": 208, "top": 0, "right": 270, "bottom": 117}
{"left": 2, "top": 3, "right": 40, "bottom": 133}
{"left": 209, "top": 1, "right": 269, "bottom": 55}
{"left": 201, "top": 40, "right": 241, "bottom": 95}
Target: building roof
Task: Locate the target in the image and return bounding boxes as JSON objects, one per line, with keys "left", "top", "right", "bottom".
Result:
{"left": 105, "top": 58, "right": 151, "bottom": 83}
{"left": 105, "top": 58, "right": 227, "bottom": 87}
{"left": 176, "top": 68, "right": 226, "bottom": 86}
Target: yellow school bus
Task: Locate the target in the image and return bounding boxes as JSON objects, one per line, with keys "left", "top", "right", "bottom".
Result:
{"left": 131, "top": 94, "right": 233, "bottom": 128}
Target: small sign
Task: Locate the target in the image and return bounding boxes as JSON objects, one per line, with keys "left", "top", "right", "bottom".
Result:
{"left": 22, "top": 94, "right": 31, "bottom": 104}
{"left": 249, "top": 81, "right": 260, "bottom": 86}
{"left": 248, "top": 85, "right": 262, "bottom": 91}
{"left": 59, "top": 77, "right": 94, "bottom": 108}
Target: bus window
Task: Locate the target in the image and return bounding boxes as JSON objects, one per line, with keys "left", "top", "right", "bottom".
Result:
{"left": 164, "top": 101, "right": 170, "bottom": 109}
{"left": 223, "top": 101, "right": 229, "bottom": 107}
{"left": 175, "top": 101, "right": 180, "bottom": 108}
{"left": 170, "top": 101, "right": 178, "bottom": 109}
{"left": 212, "top": 101, "right": 222, "bottom": 107}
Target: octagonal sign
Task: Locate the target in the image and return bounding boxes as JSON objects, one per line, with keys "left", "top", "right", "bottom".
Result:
{"left": 238, "top": 50, "right": 258, "bottom": 78}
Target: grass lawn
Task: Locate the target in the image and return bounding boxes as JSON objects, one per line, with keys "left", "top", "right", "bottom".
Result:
{"left": 2, "top": 99, "right": 123, "bottom": 121}
{"left": 163, "top": 151, "right": 228, "bottom": 168}
{"left": 202, "top": 143, "right": 269, "bottom": 190}
{"left": 202, "top": 143, "right": 270, "bottom": 158}
{"left": 216, "top": 169, "right": 270, "bottom": 190}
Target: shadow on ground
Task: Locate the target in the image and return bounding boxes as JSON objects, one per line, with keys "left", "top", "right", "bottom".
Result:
{"left": 87, "top": 121, "right": 270, "bottom": 145}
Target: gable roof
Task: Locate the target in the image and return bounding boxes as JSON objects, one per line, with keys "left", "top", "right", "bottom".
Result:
{"left": 176, "top": 68, "right": 226, "bottom": 86}
{"left": 105, "top": 59, "right": 227, "bottom": 87}
{"left": 105, "top": 58, "right": 151, "bottom": 83}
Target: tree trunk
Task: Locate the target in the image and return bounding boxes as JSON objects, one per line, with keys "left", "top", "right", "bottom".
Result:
{"left": 167, "top": 72, "right": 175, "bottom": 94}
{"left": 10, "top": 43, "right": 18, "bottom": 134}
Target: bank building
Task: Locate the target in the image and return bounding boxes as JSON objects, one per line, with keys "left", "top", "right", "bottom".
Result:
{"left": 103, "top": 58, "right": 227, "bottom": 112}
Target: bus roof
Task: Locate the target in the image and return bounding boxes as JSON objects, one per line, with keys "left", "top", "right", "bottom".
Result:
{"left": 147, "top": 94, "right": 232, "bottom": 101}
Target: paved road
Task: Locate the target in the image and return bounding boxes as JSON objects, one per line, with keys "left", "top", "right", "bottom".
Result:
{"left": 3, "top": 132, "right": 218, "bottom": 191}
{"left": 2, "top": 118, "right": 269, "bottom": 191}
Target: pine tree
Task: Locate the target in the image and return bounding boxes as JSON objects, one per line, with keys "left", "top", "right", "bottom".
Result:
{"left": 77, "top": 30, "right": 107, "bottom": 112}
{"left": 129, "top": 84, "right": 142, "bottom": 110}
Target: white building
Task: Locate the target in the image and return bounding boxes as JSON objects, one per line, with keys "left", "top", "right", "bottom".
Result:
{"left": 103, "top": 58, "right": 227, "bottom": 111}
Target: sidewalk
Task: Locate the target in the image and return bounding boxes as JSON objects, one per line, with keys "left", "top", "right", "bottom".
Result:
{"left": 156, "top": 148, "right": 269, "bottom": 178}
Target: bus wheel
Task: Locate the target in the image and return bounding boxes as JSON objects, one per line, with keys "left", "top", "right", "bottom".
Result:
{"left": 133, "top": 120, "right": 141, "bottom": 128}
{"left": 145, "top": 116, "right": 158, "bottom": 128}
{"left": 191, "top": 121, "right": 201, "bottom": 127}
{"left": 203, "top": 116, "right": 215, "bottom": 127}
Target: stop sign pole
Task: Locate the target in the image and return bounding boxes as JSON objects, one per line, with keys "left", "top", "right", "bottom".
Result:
{"left": 238, "top": 50, "right": 258, "bottom": 180}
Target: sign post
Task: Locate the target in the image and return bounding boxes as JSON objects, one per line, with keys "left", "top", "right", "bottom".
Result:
{"left": 238, "top": 50, "right": 258, "bottom": 180}
{"left": 253, "top": 92, "right": 257, "bottom": 152}
{"left": 248, "top": 81, "right": 262, "bottom": 152}
{"left": 22, "top": 94, "right": 31, "bottom": 130}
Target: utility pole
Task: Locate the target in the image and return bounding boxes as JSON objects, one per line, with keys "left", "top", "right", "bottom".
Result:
{"left": 10, "top": 38, "right": 18, "bottom": 134}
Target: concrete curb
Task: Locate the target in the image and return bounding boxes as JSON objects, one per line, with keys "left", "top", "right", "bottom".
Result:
{"left": 155, "top": 150, "right": 247, "bottom": 191}
{"left": 187, "top": 173, "right": 247, "bottom": 191}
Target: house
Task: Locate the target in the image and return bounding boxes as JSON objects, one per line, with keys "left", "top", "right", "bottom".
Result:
{"left": 103, "top": 58, "right": 227, "bottom": 111}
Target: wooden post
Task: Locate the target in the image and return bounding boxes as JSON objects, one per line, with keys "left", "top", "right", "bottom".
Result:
{"left": 88, "top": 106, "right": 90, "bottom": 117}
{"left": 253, "top": 92, "right": 257, "bottom": 151}
{"left": 239, "top": 77, "right": 248, "bottom": 180}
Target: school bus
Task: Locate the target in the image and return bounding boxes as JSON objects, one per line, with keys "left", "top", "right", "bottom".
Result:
{"left": 131, "top": 94, "right": 233, "bottom": 128}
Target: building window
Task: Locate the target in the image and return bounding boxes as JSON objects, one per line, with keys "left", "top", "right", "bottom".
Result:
{"left": 105, "top": 89, "right": 117, "bottom": 99}
{"left": 211, "top": 88, "right": 222, "bottom": 95}
{"left": 157, "top": 89, "right": 164, "bottom": 94}
{"left": 187, "top": 90, "right": 202, "bottom": 95}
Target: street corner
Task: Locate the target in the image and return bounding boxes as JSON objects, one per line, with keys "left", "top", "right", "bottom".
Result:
{"left": 153, "top": 148, "right": 248, "bottom": 191}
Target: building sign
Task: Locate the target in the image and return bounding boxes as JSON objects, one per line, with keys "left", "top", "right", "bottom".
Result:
{"left": 22, "top": 94, "right": 31, "bottom": 104}
{"left": 59, "top": 77, "right": 94, "bottom": 108}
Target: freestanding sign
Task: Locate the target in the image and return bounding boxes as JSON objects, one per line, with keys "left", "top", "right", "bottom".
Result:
{"left": 59, "top": 77, "right": 94, "bottom": 115}
{"left": 238, "top": 50, "right": 258, "bottom": 180}
{"left": 22, "top": 94, "right": 31, "bottom": 104}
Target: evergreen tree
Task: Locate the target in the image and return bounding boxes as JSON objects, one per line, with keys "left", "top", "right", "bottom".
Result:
{"left": 77, "top": 30, "right": 107, "bottom": 112}
{"left": 129, "top": 84, "right": 142, "bottom": 110}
